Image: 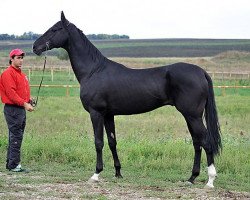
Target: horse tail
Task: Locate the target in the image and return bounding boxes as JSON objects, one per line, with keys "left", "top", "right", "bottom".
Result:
{"left": 204, "top": 72, "right": 222, "bottom": 156}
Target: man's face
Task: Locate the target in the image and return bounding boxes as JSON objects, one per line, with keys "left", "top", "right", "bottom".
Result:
{"left": 11, "top": 55, "right": 24, "bottom": 68}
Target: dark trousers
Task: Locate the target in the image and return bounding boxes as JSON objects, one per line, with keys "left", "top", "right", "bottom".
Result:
{"left": 4, "top": 104, "right": 26, "bottom": 170}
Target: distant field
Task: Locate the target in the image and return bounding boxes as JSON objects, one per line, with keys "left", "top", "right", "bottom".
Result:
{"left": 93, "top": 38, "right": 250, "bottom": 57}
{"left": 1, "top": 38, "right": 250, "bottom": 57}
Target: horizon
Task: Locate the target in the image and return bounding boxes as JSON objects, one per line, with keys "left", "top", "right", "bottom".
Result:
{"left": 1, "top": 32, "right": 250, "bottom": 41}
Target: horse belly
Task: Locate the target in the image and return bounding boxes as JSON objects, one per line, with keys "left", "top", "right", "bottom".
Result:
{"left": 110, "top": 95, "right": 165, "bottom": 115}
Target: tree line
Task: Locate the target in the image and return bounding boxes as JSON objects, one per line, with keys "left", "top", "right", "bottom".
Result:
{"left": 87, "top": 34, "right": 129, "bottom": 40}
{"left": 0, "top": 32, "right": 41, "bottom": 40}
{"left": 0, "top": 32, "right": 129, "bottom": 40}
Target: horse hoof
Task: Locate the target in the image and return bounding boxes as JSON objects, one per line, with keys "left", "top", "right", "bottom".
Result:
{"left": 88, "top": 173, "right": 99, "bottom": 182}
{"left": 88, "top": 176, "right": 100, "bottom": 183}
{"left": 185, "top": 181, "right": 193, "bottom": 185}
{"left": 185, "top": 181, "right": 193, "bottom": 187}
{"left": 115, "top": 174, "right": 123, "bottom": 178}
{"left": 205, "top": 183, "right": 214, "bottom": 189}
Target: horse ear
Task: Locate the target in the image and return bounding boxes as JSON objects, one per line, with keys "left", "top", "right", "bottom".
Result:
{"left": 61, "top": 11, "right": 70, "bottom": 27}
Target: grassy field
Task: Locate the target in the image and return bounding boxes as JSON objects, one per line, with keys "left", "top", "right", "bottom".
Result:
{"left": 0, "top": 94, "right": 249, "bottom": 199}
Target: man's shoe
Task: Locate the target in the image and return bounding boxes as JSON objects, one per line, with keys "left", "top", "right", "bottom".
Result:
{"left": 10, "top": 168, "right": 30, "bottom": 173}
{"left": 9, "top": 164, "right": 30, "bottom": 173}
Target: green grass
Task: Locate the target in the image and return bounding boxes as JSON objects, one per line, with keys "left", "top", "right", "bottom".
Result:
{"left": 0, "top": 95, "right": 249, "bottom": 193}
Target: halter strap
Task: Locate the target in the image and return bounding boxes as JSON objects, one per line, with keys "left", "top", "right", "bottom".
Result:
{"left": 33, "top": 42, "right": 49, "bottom": 107}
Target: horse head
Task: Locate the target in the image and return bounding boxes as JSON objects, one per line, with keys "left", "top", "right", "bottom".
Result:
{"left": 33, "top": 11, "right": 70, "bottom": 55}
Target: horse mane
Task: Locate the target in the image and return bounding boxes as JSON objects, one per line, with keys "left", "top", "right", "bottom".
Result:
{"left": 74, "top": 26, "right": 105, "bottom": 63}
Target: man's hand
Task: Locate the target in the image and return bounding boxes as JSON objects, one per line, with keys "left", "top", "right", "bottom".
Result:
{"left": 29, "top": 98, "right": 36, "bottom": 107}
{"left": 23, "top": 102, "right": 34, "bottom": 112}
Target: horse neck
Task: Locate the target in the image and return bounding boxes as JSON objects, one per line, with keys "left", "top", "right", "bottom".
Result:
{"left": 64, "top": 26, "right": 105, "bottom": 82}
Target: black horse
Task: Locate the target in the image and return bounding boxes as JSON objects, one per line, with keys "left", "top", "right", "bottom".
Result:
{"left": 33, "top": 12, "right": 221, "bottom": 187}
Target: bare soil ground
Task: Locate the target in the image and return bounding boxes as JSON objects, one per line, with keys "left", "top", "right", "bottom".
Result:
{"left": 0, "top": 172, "right": 249, "bottom": 200}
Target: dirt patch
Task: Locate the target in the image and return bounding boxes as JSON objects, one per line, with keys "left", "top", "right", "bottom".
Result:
{"left": 0, "top": 172, "right": 249, "bottom": 200}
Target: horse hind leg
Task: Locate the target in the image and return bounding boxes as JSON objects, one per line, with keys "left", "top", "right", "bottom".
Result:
{"left": 188, "top": 117, "right": 217, "bottom": 188}
{"left": 184, "top": 116, "right": 203, "bottom": 184}
{"left": 184, "top": 115, "right": 217, "bottom": 188}
{"left": 203, "top": 140, "right": 217, "bottom": 188}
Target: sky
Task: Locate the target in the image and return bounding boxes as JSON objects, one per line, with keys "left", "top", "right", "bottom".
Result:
{"left": 1, "top": 0, "right": 250, "bottom": 39}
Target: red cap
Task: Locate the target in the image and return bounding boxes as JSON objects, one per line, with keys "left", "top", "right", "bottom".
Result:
{"left": 9, "top": 49, "right": 25, "bottom": 58}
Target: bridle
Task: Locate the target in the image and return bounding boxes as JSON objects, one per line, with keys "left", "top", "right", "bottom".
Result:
{"left": 32, "top": 42, "right": 49, "bottom": 107}
{"left": 32, "top": 25, "right": 68, "bottom": 107}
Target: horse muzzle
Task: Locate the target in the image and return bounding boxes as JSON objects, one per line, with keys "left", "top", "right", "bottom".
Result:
{"left": 32, "top": 45, "right": 47, "bottom": 55}
{"left": 33, "top": 41, "right": 50, "bottom": 55}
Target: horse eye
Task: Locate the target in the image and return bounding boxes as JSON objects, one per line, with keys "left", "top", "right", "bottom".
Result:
{"left": 51, "top": 28, "right": 62, "bottom": 32}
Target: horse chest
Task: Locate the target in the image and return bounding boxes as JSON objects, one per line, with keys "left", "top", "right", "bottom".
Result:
{"left": 80, "top": 84, "right": 107, "bottom": 111}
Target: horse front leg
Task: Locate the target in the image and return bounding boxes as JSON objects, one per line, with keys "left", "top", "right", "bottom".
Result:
{"left": 104, "top": 115, "right": 122, "bottom": 178}
{"left": 89, "top": 109, "right": 104, "bottom": 182}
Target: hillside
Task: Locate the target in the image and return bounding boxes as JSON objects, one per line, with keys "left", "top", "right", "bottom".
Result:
{"left": 1, "top": 39, "right": 250, "bottom": 58}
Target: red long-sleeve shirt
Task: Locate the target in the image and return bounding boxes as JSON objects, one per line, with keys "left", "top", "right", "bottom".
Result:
{"left": 0, "top": 66, "right": 30, "bottom": 106}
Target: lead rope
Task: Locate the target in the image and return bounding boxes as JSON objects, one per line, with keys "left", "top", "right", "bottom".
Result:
{"left": 32, "top": 42, "right": 49, "bottom": 107}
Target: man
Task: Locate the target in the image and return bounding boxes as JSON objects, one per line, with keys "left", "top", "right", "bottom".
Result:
{"left": 0, "top": 48, "right": 34, "bottom": 172}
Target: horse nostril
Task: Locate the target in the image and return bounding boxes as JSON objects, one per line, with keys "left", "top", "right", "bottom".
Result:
{"left": 32, "top": 46, "right": 36, "bottom": 53}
